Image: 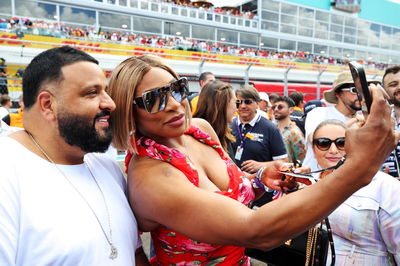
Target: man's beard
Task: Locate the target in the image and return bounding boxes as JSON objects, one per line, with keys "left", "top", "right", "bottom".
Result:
{"left": 392, "top": 94, "right": 400, "bottom": 107}
{"left": 349, "top": 101, "right": 361, "bottom": 111}
{"left": 57, "top": 109, "right": 112, "bottom": 153}
{"left": 275, "top": 113, "right": 288, "bottom": 121}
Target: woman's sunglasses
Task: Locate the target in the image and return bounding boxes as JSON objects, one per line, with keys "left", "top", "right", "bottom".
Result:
{"left": 236, "top": 99, "right": 254, "bottom": 108}
{"left": 133, "top": 77, "right": 189, "bottom": 114}
{"left": 340, "top": 87, "right": 357, "bottom": 94}
{"left": 313, "top": 137, "right": 345, "bottom": 151}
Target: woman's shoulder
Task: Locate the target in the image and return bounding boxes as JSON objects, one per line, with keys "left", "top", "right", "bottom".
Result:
{"left": 371, "top": 171, "right": 400, "bottom": 189}
{"left": 352, "top": 171, "right": 400, "bottom": 205}
{"left": 191, "top": 118, "right": 220, "bottom": 142}
{"left": 191, "top": 118, "right": 214, "bottom": 134}
{"left": 130, "top": 155, "right": 184, "bottom": 181}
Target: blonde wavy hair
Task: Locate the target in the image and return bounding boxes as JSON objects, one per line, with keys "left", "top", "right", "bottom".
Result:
{"left": 107, "top": 55, "right": 191, "bottom": 153}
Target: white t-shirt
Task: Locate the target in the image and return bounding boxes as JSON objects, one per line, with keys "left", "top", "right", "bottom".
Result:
{"left": 303, "top": 106, "right": 350, "bottom": 170}
{"left": 0, "top": 137, "right": 141, "bottom": 266}
{"left": 0, "top": 106, "right": 9, "bottom": 120}
{"left": 256, "top": 109, "right": 269, "bottom": 120}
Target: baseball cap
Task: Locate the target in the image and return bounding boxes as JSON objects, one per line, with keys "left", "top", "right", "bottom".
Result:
{"left": 259, "top": 92, "right": 271, "bottom": 106}
{"left": 303, "top": 100, "right": 326, "bottom": 117}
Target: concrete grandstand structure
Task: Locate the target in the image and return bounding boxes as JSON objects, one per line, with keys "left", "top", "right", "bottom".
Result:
{"left": 0, "top": 0, "right": 399, "bottom": 100}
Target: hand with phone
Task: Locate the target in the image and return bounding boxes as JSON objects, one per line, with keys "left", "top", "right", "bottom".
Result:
{"left": 259, "top": 161, "right": 312, "bottom": 190}
{"left": 348, "top": 61, "right": 372, "bottom": 116}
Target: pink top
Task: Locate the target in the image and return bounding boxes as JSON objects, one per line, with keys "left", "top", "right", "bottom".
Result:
{"left": 126, "top": 126, "right": 255, "bottom": 265}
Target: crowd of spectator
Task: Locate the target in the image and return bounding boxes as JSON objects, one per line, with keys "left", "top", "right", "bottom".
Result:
{"left": 155, "top": 0, "right": 257, "bottom": 20}
{"left": 0, "top": 15, "right": 389, "bottom": 70}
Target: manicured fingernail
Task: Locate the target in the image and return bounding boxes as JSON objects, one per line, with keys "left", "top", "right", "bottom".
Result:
{"left": 273, "top": 180, "right": 280, "bottom": 185}
{"left": 293, "top": 169, "right": 301, "bottom": 173}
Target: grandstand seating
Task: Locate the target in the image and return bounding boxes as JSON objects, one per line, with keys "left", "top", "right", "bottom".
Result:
{"left": 0, "top": 14, "right": 389, "bottom": 71}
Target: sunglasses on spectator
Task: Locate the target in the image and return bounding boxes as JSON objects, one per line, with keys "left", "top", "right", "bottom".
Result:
{"left": 272, "top": 104, "right": 285, "bottom": 111}
{"left": 313, "top": 137, "right": 345, "bottom": 151}
{"left": 133, "top": 77, "right": 189, "bottom": 114}
{"left": 340, "top": 87, "right": 357, "bottom": 94}
{"left": 236, "top": 99, "right": 254, "bottom": 108}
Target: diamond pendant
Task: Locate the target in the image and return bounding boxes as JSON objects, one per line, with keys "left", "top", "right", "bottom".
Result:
{"left": 109, "top": 244, "right": 118, "bottom": 259}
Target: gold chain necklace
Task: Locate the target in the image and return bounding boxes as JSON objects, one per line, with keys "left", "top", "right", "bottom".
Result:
{"left": 26, "top": 130, "right": 118, "bottom": 259}
{"left": 181, "top": 136, "right": 196, "bottom": 169}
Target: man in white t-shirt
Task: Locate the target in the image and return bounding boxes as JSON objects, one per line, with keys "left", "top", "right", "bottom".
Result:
{"left": 257, "top": 92, "right": 271, "bottom": 120}
{"left": 0, "top": 46, "right": 147, "bottom": 265}
{"left": 0, "top": 94, "right": 11, "bottom": 119}
{"left": 303, "top": 71, "right": 378, "bottom": 170}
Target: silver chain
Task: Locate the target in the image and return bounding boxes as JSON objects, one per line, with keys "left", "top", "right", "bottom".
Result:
{"left": 25, "top": 130, "right": 118, "bottom": 259}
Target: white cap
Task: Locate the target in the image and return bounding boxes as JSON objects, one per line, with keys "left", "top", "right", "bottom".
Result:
{"left": 259, "top": 92, "right": 271, "bottom": 106}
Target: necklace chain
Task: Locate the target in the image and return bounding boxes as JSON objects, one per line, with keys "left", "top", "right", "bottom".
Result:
{"left": 182, "top": 136, "right": 196, "bottom": 168}
{"left": 25, "top": 130, "right": 118, "bottom": 259}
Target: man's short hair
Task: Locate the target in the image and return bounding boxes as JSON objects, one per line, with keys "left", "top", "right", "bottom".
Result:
{"left": 383, "top": 65, "right": 400, "bottom": 84}
{"left": 199, "top": 72, "right": 214, "bottom": 83}
{"left": 288, "top": 91, "right": 304, "bottom": 106}
{"left": 0, "top": 94, "right": 11, "bottom": 106}
{"left": 274, "top": 96, "right": 295, "bottom": 107}
{"left": 236, "top": 85, "right": 260, "bottom": 102}
{"left": 268, "top": 93, "right": 279, "bottom": 103}
{"left": 23, "top": 46, "right": 99, "bottom": 109}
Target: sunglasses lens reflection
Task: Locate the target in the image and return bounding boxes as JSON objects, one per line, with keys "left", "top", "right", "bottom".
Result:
{"left": 336, "top": 138, "right": 345, "bottom": 149}
{"left": 139, "top": 78, "right": 189, "bottom": 113}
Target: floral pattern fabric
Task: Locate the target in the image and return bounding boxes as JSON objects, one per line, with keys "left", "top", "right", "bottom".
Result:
{"left": 280, "top": 122, "right": 306, "bottom": 163}
{"left": 126, "top": 126, "right": 254, "bottom": 265}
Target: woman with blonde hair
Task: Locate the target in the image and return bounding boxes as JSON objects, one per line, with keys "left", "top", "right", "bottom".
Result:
{"left": 193, "top": 80, "right": 236, "bottom": 158}
{"left": 106, "top": 54, "right": 396, "bottom": 265}
{"left": 311, "top": 119, "right": 400, "bottom": 265}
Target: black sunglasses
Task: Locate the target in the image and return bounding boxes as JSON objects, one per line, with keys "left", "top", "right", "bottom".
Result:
{"left": 313, "top": 137, "right": 345, "bottom": 151}
{"left": 272, "top": 104, "right": 285, "bottom": 111}
{"left": 236, "top": 99, "right": 254, "bottom": 108}
{"left": 133, "top": 77, "right": 189, "bottom": 113}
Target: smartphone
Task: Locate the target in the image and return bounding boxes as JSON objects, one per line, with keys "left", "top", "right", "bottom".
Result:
{"left": 348, "top": 61, "right": 372, "bottom": 114}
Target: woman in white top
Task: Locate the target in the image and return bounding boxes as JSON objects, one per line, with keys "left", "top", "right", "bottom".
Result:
{"left": 312, "top": 119, "right": 400, "bottom": 265}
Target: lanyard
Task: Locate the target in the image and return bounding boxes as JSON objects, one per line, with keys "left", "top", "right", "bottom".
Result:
{"left": 236, "top": 116, "right": 260, "bottom": 147}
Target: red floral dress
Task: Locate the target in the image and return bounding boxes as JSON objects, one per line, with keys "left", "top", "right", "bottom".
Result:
{"left": 125, "top": 126, "right": 255, "bottom": 265}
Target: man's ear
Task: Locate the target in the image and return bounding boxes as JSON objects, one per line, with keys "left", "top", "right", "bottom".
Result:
{"left": 335, "top": 91, "right": 342, "bottom": 101}
{"left": 289, "top": 107, "right": 294, "bottom": 113}
{"left": 37, "top": 90, "right": 57, "bottom": 121}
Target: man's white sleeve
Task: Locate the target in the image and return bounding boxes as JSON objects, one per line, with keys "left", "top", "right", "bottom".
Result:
{"left": 0, "top": 165, "right": 19, "bottom": 265}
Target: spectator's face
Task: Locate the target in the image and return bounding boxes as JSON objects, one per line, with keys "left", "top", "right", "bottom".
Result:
{"left": 337, "top": 85, "right": 361, "bottom": 111}
{"left": 55, "top": 61, "right": 116, "bottom": 153}
{"left": 312, "top": 125, "right": 346, "bottom": 169}
{"left": 383, "top": 72, "right": 400, "bottom": 107}
{"left": 272, "top": 101, "right": 291, "bottom": 120}
{"left": 258, "top": 100, "right": 268, "bottom": 112}
{"left": 18, "top": 99, "right": 24, "bottom": 110}
{"left": 4, "top": 100, "right": 12, "bottom": 109}
{"left": 236, "top": 95, "right": 258, "bottom": 122}
{"left": 200, "top": 74, "right": 215, "bottom": 88}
